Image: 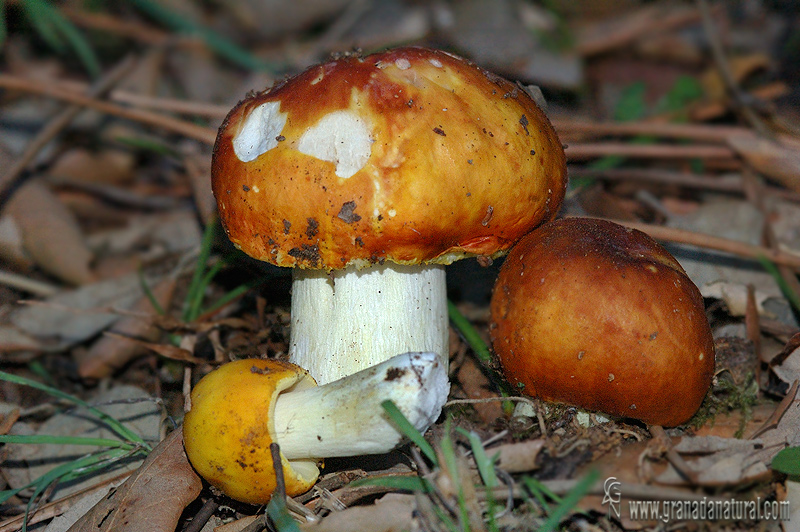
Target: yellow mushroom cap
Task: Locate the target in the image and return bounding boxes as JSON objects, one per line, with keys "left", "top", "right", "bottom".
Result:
{"left": 182, "top": 359, "right": 319, "bottom": 504}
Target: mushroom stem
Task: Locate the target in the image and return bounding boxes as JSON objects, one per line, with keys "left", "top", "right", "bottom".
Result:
{"left": 273, "top": 351, "right": 449, "bottom": 460}
{"left": 288, "top": 263, "right": 449, "bottom": 386}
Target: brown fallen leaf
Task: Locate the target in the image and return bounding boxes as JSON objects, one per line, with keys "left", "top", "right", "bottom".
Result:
{"left": 66, "top": 429, "right": 202, "bottom": 532}
{"left": 4, "top": 180, "right": 94, "bottom": 285}
{"left": 299, "top": 493, "right": 416, "bottom": 532}
{"left": 451, "top": 350, "right": 505, "bottom": 425}
{"left": 9, "top": 272, "right": 164, "bottom": 351}
{"left": 490, "top": 439, "right": 545, "bottom": 474}
{"left": 102, "top": 332, "right": 208, "bottom": 365}
{"left": 727, "top": 133, "right": 800, "bottom": 192}
{"left": 76, "top": 277, "right": 177, "bottom": 379}
{"left": 46, "top": 147, "right": 135, "bottom": 185}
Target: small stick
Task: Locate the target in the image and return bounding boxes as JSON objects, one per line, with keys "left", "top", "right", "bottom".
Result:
{"left": 554, "top": 119, "right": 750, "bottom": 144}
{"left": 748, "top": 380, "right": 799, "bottom": 440}
{"left": 182, "top": 498, "right": 219, "bottom": 532}
{"left": 697, "top": 0, "right": 772, "bottom": 138}
{"left": 599, "top": 218, "right": 800, "bottom": 271}
{"left": 564, "top": 142, "right": 735, "bottom": 161}
{"left": 0, "top": 73, "right": 217, "bottom": 145}
{"left": 649, "top": 425, "right": 698, "bottom": 484}
{"left": 0, "top": 55, "right": 138, "bottom": 200}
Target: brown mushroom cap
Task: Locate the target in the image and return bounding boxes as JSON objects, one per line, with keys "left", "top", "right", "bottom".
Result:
{"left": 212, "top": 47, "right": 566, "bottom": 270}
{"left": 490, "top": 217, "right": 715, "bottom": 427}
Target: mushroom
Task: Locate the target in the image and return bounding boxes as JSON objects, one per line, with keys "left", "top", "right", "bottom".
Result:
{"left": 183, "top": 351, "right": 447, "bottom": 504}
{"left": 489, "top": 217, "right": 715, "bottom": 427}
{"left": 212, "top": 48, "right": 566, "bottom": 405}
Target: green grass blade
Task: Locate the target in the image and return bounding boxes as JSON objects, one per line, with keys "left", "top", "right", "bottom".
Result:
{"left": 200, "top": 277, "right": 261, "bottom": 316}
{"left": 0, "top": 434, "right": 137, "bottom": 448}
{"left": 438, "top": 424, "right": 471, "bottom": 531}
{"left": 0, "top": 372, "right": 150, "bottom": 450}
{"left": 266, "top": 496, "right": 302, "bottom": 532}
{"left": 183, "top": 219, "right": 217, "bottom": 322}
{"left": 0, "top": 0, "right": 7, "bottom": 50}
{"left": 758, "top": 255, "right": 800, "bottom": 312}
{"left": 381, "top": 400, "right": 437, "bottom": 464}
{"left": 0, "top": 447, "right": 130, "bottom": 505}
{"left": 21, "top": 0, "right": 64, "bottom": 51}
{"left": 138, "top": 269, "right": 165, "bottom": 316}
{"left": 44, "top": 3, "right": 101, "bottom": 77}
{"left": 456, "top": 428, "right": 499, "bottom": 490}
{"left": 125, "top": 0, "right": 278, "bottom": 72}
{"left": 447, "top": 300, "right": 492, "bottom": 364}
{"left": 19, "top": 447, "right": 132, "bottom": 531}
{"left": 21, "top": 0, "right": 100, "bottom": 78}
{"left": 537, "top": 470, "right": 599, "bottom": 532}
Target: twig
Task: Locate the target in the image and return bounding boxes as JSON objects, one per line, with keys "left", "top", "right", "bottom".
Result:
{"left": 564, "top": 142, "right": 735, "bottom": 161}
{"left": 553, "top": 119, "right": 751, "bottom": 143}
{"left": 649, "top": 425, "right": 698, "bottom": 484}
{"left": 445, "top": 396, "right": 538, "bottom": 409}
{"left": 0, "top": 73, "right": 217, "bottom": 145}
{"left": 0, "top": 55, "right": 138, "bottom": 201}
{"left": 182, "top": 498, "right": 219, "bottom": 532}
{"left": 576, "top": 4, "right": 703, "bottom": 57}
{"left": 61, "top": 6, "right": 174, "bottom": 45}
{"left": 0, "top": 472, "right": 131, "bottom": 532}
{"left": 748, "top": 380, "right": 799, "bottom": 440}
{"left": 568, "top": 167, "right": 800, "bottom": 202}
{"left": 0, "top": 270, "right": 60, "bottom": 297}
{"left": 599, "top": 218, "right": 800, "bottom": 271}
{"left": 696, "top": 0, "right": 772, "bottom": 138}
{"left": 745, "top": 284, "right": 762, "bottom": 383}
{"left": 54, "top": 78, "right": 229, "bottom": 117}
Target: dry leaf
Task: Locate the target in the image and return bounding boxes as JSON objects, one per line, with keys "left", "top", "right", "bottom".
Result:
{"left": 4, "top": 180, "right": 94, "bottom": 285}
{"left": 700, "top": 53, "right": 773, "bottom": 100}
{"left": 104, "top": 333, "right": 208, "bottom": 365}
{"left": 453, "top": 354, "right": 505, "bottom": 424}
{"left": 0, "top": 324, "right": 43, "bottom": 352}
{"left": 491, "top": 439, "right": 545, "bottom": 474}
{"left": 299, "top": 493, "right": 416, "bottom": 532}
{"left": 46, "top": 148, "right": 135, "bottom": 185}
{"left": 727, "top": 133, "right": 800, "bottom": 192}
{"left": 2, "top": 385, "right": 161, "bottom": 499}
{"left": 66, "top": 429, "right": 202, "bottom": 532}
{"left": 86, "top": 210, "right": 202, "bottom": 257}
{"left": 770, "top": 333, "right": 800, "bottom": 386}
{"left": 9, "top": 272, "right": 163, "bottom": 351}
{"left": 0, "top": 214, "right": 32, "bottom": 269}
{"left": 76, "top": 277, "right": 177, "bottom": 379}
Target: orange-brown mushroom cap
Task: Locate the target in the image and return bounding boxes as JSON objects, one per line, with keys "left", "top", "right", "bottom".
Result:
{"left": 490, "top": 218, "right": 715, "bottom": 427}
{"left": 212, "top": 47, "right": 567, "bottom": 270}
{"left": 182, "top": 359, "right": 319, "bottom": 504}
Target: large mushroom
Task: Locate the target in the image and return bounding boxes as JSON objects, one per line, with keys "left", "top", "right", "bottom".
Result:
{"left": 490, "top": 217, "right": 715, "bottom": 427}
{"left": 212, "top": 48, "right": 567, "bottom": 415}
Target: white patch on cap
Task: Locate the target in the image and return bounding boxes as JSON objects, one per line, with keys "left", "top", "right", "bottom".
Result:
{"left": 297, "top": 111, "right": 372, "bottom": 178}
{"left": 428, "top": 58, "right": 443, "bottom": 68}
{"left": 395, "top": 58, "right": 411, "bottom": 70}
{"left": 233, "top": 101, "right": 287, "bottom": 162}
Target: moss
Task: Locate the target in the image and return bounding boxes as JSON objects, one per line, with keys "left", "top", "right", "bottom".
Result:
{"left": 689, "top": 371, "right": 759, "bottom": 438}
